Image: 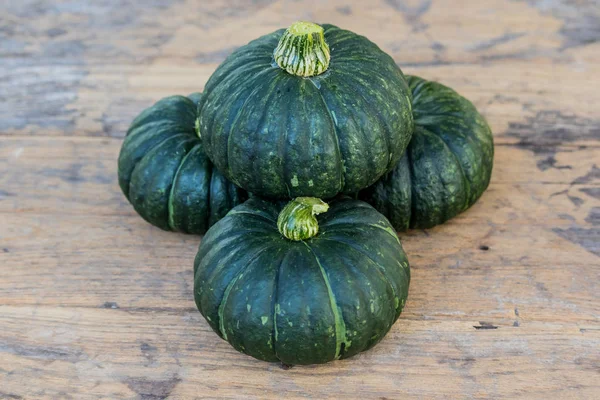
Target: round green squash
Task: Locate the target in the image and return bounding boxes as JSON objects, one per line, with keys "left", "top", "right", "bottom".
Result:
{"left": 199, "top": 21, "right": 414, "bottom": 199}
{"left": 194, "top": 197, "right": 410, "bottom": 365}
{"left": 359, "top": 75, "right": 494, "bottom": 230}
{"left": 118, "top": 93, "right": 247, "bottom": 234}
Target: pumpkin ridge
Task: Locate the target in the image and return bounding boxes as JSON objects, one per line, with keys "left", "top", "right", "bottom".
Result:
{"left": 269, "top": 74, "right": 293, "bottom": 197}
{"left": 318, "top": 76, "right": 380, "bottom": 191}
{"left": 415, "top": 112, "right": 487, "bottom": 167}
{"left": 195, "top": 231, "right": 273, "bottom": 279}
{"left": 407, "top": 76, "right": 427, "bottom": 105}
{"left": 130, "top": 136, "right": 197, "bottom": 230}
{"left": 423, "top": 118, "right": 485, "bottom": 167}
{"left": 201, "top": 53, "right": 272, "bottom": 108}
{"left": 301, "top": 242, "right": 347, "bottom": 360}
{"left": 319, "top": 221, "right": 401, "bottom": 245}
{"left": 128, "top": 95, "right": 193, "bottom": 133}
{"left": 271, "top": 248, "right": 288, "bottom": 362}
{"left": 309, "top": 78, "right": 345, "bottom": 192}
{"left": 216, "top": 245, "right": 275, "bottom": 340}
{"left": 203, "top": 60, "right": 270, "bottom": 109}
{"left": 275, "top": 80, "right": 291, "bottom": 198}
{"left": 170, "top": 142, "right": 212, "bottom": 233}
{"left": 226, "top": 210, "right": 278, "bottom": 225}
{"left": 126, "top": 127, "right": 188, "bottom": 156}
{"left": 226, "top": 68, "right": 282, "bottom": 185}
{"left": 167, "top": 143, "right": 198, "bottom": 231}
{"left": 406, "top": 140, "right": 418, "bottom": 229}
{"left": 127, "top": 133, "right": 191, "bottom": 205}
{"left": 126, "top": 120, "right": 182, "bottom": 141}
{"left": 318, "top": 237, "right": 404, "bottom": 318}
{"left": 202, "top": 62, "right": 272, "bottom": 163}
{"left": 402, "top": 152, "right": 413, "bottom": 231}
{"left": 146, "top": 136, "right": 197, "bottom": 224}
{"left": 408, "top": 76, "right": 491, "bottom": 209}
{"left": 119, "top": 128, "right": 187, "bottom": 198}
{"left": 420, "top": 126, "right": 471, "bottom": 209}
{"left": 332, "top": 68, "right": 396, "bottom": 175}
{"left": 203, "top": 161, "right": 214, "bottom": 230}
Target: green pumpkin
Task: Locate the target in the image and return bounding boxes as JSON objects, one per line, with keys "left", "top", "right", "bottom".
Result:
{"left": 199, "top": 22, "right": 413, "bottom": 199}
{"left": 359, "top": 75, "right": 494, "bottom": 230}
{"left": 118, "top": 93, "right": 247, "bottom": 234}
{"left": 194, "top": 197, "right": 410, "bottom": 365}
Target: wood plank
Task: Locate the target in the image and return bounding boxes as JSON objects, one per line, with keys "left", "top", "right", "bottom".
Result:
{"left": 0, "top": 304, "right": 598, "bottom": 399}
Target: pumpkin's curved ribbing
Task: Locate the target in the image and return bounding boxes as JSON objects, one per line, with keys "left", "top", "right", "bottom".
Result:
{"left": 359, "top": 75, "right": 494, "bottom": 230}
{"left": 194, "top": 197, "right": 410, "bottom": 365}
{"left": 117, "top": 93, "right": 247, "bottom": 234}
{"left": 199, "top": 23, "right": 414, "bottom": 199}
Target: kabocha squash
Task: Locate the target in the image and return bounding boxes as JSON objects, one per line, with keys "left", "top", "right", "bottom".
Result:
{"left": 194, "top": 197, "right": 410, "bottom": 365}
{"left": 199, "top": 22, "right": 414, "bottom": 199}
{"left": 359, "top": 75, "right": 494, "bottom": 230}
{"left": 118, "top": 93, "right": 247, "bottom": 234}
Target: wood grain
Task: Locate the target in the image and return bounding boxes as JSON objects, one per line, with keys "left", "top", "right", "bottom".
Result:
{"left": 1, "top": 0, "right": 599, "bottom": 399}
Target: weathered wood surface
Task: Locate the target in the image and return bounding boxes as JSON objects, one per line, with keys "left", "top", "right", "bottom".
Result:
{"left": 1, "top": 0, "right": 599, "bottom": 398}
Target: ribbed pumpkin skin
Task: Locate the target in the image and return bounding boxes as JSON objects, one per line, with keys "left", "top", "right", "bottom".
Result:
{"left": 359, "top": 76, "right": 494, "bottom": 230}
{"left": 118, "top": 93, "right": 247, "bottom": 234}
{"left": 194, "top": 197, "right": 410, "bottom": 365}
{"left": 199, "top": 24, "right": 414, "bottom": 199}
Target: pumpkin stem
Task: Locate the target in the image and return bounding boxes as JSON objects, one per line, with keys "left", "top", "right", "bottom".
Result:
{"left": 277, "top": 197, "right": 329, "bottom": 241}
{"left": 273, "top": 21, "right": 330, "bottom": 77}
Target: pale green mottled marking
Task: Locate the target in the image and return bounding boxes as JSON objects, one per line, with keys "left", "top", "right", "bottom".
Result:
{"left": 274, "top": 303, "right": 280, "bottom": 341}
{"left": 261, "top": 316, "right": 268, "bottom": 325}
{"left": 308, "top": 179, "right": 314, "bottom": 187}
{"left": 370, "top": 301, "right": 375, "bottom": 313}
{"left": 166, "top": 148, "right": 194, "bottom": 231}
{"left": 247, "top": 304, "right": 251, "bottom": 312}
{"left": 304, "top": 243, "right": 347, "bottom": 359}
{"left": 331, "top": 110, "right": 338, "bottom": 126}
{"left": 290, "top": 175, "right": 299, "bottom": 187}
{"left": 288, "top": 321, "right": 293, "bottom": 327}
{"left": 194, "top": 117, "right": 201, "bottom": 138}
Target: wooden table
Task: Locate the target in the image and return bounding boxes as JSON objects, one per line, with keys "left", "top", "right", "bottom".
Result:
{"left": 1, "top": 1, "right": 599, "bottom": 398}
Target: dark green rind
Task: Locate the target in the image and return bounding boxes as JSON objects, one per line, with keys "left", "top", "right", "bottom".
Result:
{"left": 199, "top": 23, "right": 413, "bottom": 199}
{"left": 359, "top": 75, "right": 494, "bottom": 230}
{"left": 193, "top": 197, "right": 410, "bottom": 365}
{"left": 117, "top": 93, "right": 247, "bottom": 234}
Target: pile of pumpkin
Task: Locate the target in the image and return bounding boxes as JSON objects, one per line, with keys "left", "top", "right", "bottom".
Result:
{"left": 118, "top": 22, "right": 493, "bottom": 365}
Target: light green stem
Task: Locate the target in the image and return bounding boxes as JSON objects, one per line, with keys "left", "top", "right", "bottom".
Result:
{"left": 273, "top": 21, "right": 331, "bottom": 77}
{"left": 277, "top": 197, "right": 329, "bottom": 241}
